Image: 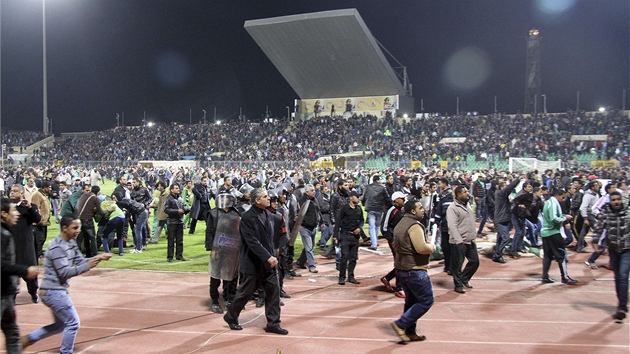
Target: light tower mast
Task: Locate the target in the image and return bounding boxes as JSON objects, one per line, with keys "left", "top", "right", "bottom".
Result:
{"left": 524, "top": 29, "right": 541, "bottom": 114}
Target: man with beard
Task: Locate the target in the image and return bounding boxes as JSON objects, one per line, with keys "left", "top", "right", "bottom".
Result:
{"left": 390, "top": 199, "right": 435, "bottom": 343}
{"left": 591, "top": 191, "right": 630, "bottom": 323}
{"left": 335, "top": 190, "right": 364, "bottom": 285}
{"left": 327, "top": 179, "right": 350, "bottom": 264}
{"left": 8, "top": 185, "right": 42, "bottom": 303}
{"left": 446, "top": 186, "right": 479, "bottom": 294}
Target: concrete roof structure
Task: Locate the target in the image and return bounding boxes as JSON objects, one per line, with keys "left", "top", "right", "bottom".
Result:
{"left": 244, "top": 9, "right": 407, "bottom": 100}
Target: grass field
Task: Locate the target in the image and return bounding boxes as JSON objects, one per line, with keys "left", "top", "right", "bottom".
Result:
{"left": 43, "top": 179, "right": 336, "bottom": 273}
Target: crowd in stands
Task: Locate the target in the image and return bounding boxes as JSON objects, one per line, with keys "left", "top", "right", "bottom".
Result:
{"left": 8, "top": 109, "right": 630, "bottom": 165}
{"left": 0, "top": 129, "right": 52, "bottom": 152}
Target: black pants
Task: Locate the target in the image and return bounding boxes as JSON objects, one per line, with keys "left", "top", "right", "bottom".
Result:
{"left": 33, "top": 225, "right": 48, "bottom": 259}
{"left": 225, "top": 271, "right": 281, "bottom": 327}
{"left": 78, "top": 219, "right": 97, "bottom": 257}
{"left": 542, "top": 233, "right": 569, "bottom": 280}
{"left": 189, "top": 205, "right": 209, "bottom": 233}
{"left": 450, "top": 242, "right": 479, "bottom": 288}
{"left": 167, "top": 223, "right": 184, "bottom": 260}
{"left": 210, "top": 275, "right": 238, "bottom": 304}
{"left": 339, "top": 233, "right": 359, "bottom": 281}
{"left": 440, "top": 229, "right": 451, "bottom": 272}
{"left": 384, "top": 238, "right": 402, "bottom": 290}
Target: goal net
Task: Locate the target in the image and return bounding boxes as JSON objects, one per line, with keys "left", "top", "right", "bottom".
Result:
{"left": 509, "top": 157, "right": 561, "bottom": 173}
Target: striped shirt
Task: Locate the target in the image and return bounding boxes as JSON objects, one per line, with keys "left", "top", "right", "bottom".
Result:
{"left": 40, "top": 235, "right": 91, "bottom": 290}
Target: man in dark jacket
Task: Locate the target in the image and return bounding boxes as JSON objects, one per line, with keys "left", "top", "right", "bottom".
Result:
{"left": 2, "top": 198, "right": 39, "bottom": 353}
{"left": 317, "top": 185, "right": 333, "bottom": 248}
{"left": 434, "top": 178, "right": 454, "bottom": 274}
{"left": 7, "top": 185, "right": 41, "bottom": 303}
{"left": 510, "top": 182, "right": 534, "bottom": 257}
{"left": 164, "top": 184, "right": 190, "bottom": 262}
{"left": 223, "top": 188, "right": 288, "bottom": 335}
{"left": 361, "top": 175, "right": 391, "bottom": 250}
{"left": 189, "top": 177, "right": 213, "bottom": 234}
{"left": 492, "top": 177, "right": 523, "bottom": 263}
{"left": 295, "top": 185, "right": 324, "bottom": 273}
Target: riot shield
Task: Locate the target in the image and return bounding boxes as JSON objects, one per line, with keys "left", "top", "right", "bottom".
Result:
{"left": 288, "top": 199, "right": 310, "bottom": 247}
{"left": 210, "top": 211, "right": 241, "bottom": 281}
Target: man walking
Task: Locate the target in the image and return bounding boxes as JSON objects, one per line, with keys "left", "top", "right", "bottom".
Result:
{"left": 540, "top": 189, "right": 578, "bottom": 285}
{"left": 361, "top": 175, "right": 390, "bottom": 250}
{"left": 391, "top": 199, "right": 435, "bottom": 343}
{"left": 447, "top": 186, "right": 480, "bottom": 294}
{"left": 223, "top": 188, "right": 288, "bottom": 335}
{"left": 591, "top": 191, "right": 630, "bottom": 323}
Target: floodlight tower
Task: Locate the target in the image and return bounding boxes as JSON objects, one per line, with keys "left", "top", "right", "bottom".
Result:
{"left": 524, "top": 29, "right": 541, "bottom": 115}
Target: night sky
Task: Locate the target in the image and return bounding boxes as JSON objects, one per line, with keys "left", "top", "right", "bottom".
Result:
{"left": 1, "top": 0, "right": 628, "bottom": 134}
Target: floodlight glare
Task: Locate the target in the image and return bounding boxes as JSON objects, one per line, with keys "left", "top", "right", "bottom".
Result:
{"left": 598, "top": 107, "right": 605, "bottom": 113}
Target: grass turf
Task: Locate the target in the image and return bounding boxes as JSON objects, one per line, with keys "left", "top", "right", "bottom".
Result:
{"left": 42, "top": 179, "right": 344, "bottom": 273}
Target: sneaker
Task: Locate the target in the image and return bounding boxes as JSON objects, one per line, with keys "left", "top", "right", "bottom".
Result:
{"left": 308, "top": 266, "right": 318, "bottom": 273}
{"left": 31, "top": 293, "right": 39, "bottom": 303}
{"left": 394, "top": 290, "right": 406, "bottom": 298}
{"left": 210, "top": 303, "right": 223, "bottom": 314}
{"left": 256, "top": 297, "right": 265, "bottom": 308}
{"left": 391, "top": 322, "right": 410, "bottom": 342}
{"left": 407, "top": 333, "right": 427, "bottom": 342}
{"left": 612, "top": 311, "right": 627, "bottom": 324}
{"left": 142, "top": 246, "right": 147, "bottom": 251}
{"left": 21, "top": 335, "right": 32, "bottom": 349}
{"left": 381, "top": 277, "right": 394, "bottom": 292}
{"left": 541, "top": 278, "right": 555, "bottom": 284}
{"left": 130, "top": 249, "right": 138, "bottom": 254}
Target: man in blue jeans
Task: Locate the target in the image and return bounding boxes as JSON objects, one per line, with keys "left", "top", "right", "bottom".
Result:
{"left": 361, "top": 175, "right": 390, "bottom": 251}
{"left": 590, "top": 191, "right": 630, "bottom": 324}
{"left": 391, "top": 199, "right": 435, "bottom": 342}
{"left": 22, "top": 215, "right": 111, "bottom": 353}
{"left": 295, "top": 185, "right": 324, "bottom": 273}
{"left": 492, "top": 177, "right": 522, "bottom": 263}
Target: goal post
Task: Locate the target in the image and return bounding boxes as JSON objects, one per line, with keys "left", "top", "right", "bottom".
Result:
{"left": 508, "top": 157, "right": 562, "bottom": 173}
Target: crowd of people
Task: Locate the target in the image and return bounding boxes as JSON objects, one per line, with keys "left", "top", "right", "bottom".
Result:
{"left": 1, "top": 129, "right": 52, "bottom": 153}
{"left": 9, "top": 108, "right": 630, "bottom": 166}
{"left": 2, "top": 110, "right": 630, "bottom": 350}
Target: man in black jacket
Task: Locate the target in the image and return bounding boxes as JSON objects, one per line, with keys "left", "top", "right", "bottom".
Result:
{"left": 434, "top": 178, "right": 454, "bottom": 274}
{"left": 492, "top": 177, "right": 523, "bottom": 263}
{"left": 223, "top": 188, "right": 288, "bottom": 335}
{"left": 7, "top": 185, "right": 41, "bottom": 303}
{"left": 295, "top": 185, "right": 324, "bottom": 273}
{"left": 189, "top": 177, "right": 213, "bottom": 234}
{"left": 362, "top": 175, "right": 391, "bottom": 250}
{"left": 2, "top": 198, "right": 39, "bottom": 353}
{"left": 164, "top": 184, "right": 190, "bottom": 262}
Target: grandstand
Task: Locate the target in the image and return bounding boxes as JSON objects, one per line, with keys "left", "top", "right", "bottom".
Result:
{"left": 244, "top": 9, "right": 414, "bottom": 120}
{"left": 2, "top": 108, "right": 628, "bottom": 171}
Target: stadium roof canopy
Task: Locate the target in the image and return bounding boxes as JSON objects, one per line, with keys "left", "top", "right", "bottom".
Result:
{"left": 244, "top": 9, "right": 407, "bottom": 100}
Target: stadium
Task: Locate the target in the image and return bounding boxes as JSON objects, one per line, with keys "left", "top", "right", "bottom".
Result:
{"left": 1, "top": 4, "right": 629, "bottom": 354}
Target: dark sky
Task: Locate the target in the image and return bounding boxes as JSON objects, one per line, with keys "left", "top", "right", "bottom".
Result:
{"left": 1, "top": 0, "right": 628, "bottom": 134}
